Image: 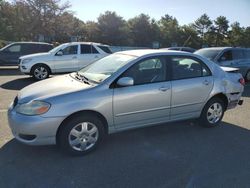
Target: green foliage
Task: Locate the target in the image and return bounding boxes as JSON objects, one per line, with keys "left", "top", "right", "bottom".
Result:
{"left": 128, "top": 14, "right": 155, "bottom": 47}
{"left": 0, "top": 1, "right": 249, "bottom": 48}
{"left": 192, "top": 14, "right": 212, "bottom": 38}
{"left": 97, "top": 11, "right": 128, "bottom": 45}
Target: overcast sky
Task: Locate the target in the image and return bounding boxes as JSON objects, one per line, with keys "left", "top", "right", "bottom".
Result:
{"left": 66, "top": 0, "right": 250, "bottom": 27}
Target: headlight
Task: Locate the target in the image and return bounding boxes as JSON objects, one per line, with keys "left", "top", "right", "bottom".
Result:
{"left": 22, "top": 58, "right": 32, "bottom": 64}
{"left": 16, "top": 101, "right": 51, "bottom": 115}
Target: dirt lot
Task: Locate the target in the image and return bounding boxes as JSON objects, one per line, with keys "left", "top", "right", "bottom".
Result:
{"left": 1, "top": 67, "right": 250, "bottom": 188}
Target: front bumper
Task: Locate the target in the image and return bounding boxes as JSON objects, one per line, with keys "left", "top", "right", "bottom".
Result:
{"left": 19, "top": 64, "right": 31, "bottom": 74}
{"left": 8, "top": 104, "right": 65, "bottom": 145}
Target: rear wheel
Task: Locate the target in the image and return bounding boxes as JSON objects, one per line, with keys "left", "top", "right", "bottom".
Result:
{"left": 58, "top": 114, "right": 105, "bottom": 156}
{"left": 199, "top": 98, "right": 225, "bottom": 127}
{"left": 31, "top": 64, "right": 50, "bottom": 80}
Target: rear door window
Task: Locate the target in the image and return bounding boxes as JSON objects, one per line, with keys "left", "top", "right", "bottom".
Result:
{"left": 232, "top": 49, "right": 245, "bottom": 60}
{"left": 39, "top": 44, "right": 53, "bottom": 52}
{"left": 81, "top": 44, "right": 99, "bottom": 54}
{"left": 170, "top": 56, "right": 211, "bottom": 80}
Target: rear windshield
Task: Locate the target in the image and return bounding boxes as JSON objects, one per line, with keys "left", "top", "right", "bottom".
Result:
{"left": 195, "top": 49, "right": 222, "bottom": 61}
{"left": 97, "top": 45, "right": 112, "bottom": 54}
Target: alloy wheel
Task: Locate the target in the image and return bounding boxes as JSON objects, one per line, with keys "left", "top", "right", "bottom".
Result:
{"left": 206, "top": 102, "right": 223, "bottom": 124}
{"left": 34, "top": 66, "right": 48, "bottom": 80}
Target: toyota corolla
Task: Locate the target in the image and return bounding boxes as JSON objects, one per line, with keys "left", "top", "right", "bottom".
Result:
{"left": 8, "top": 50, "right": 244, "bottom": 155}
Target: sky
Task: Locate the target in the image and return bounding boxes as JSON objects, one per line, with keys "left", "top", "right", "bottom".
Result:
{"left": 66, "top": 0, "right": 250, "bottom": 27}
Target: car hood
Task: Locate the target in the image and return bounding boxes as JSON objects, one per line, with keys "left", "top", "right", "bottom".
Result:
{"left": 19, "top": 52, "right": 51, "bottom": 60}
{"left": 18, "top": 74, "right": 93, "bottom": 103}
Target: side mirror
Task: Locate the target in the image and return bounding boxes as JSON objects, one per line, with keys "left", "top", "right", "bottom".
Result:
{"left": 117, "top": 77, "right": 134, "bottom": 87}
{"left": 56, "top": 50, "right": 63, "bottom": 56}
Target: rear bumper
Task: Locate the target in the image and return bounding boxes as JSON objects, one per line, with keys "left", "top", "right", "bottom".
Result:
{"left": 227, "top": 99, "right": 243, "bottom": 109}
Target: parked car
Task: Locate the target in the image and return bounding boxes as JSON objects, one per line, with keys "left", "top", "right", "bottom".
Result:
{"left": 162, "top": 47, "right": 196, "bottom": 53}
{"left": 195, "top": 47, "right": 250, "bottom": 81}
{"left": 0, "top": 42, "right": 53, "bottom": 66}
{"left": 8, "top": 50, "right": 244, "bottom": 155}
{"left": 19, "top": 42, "right": 112, "bottom": 80}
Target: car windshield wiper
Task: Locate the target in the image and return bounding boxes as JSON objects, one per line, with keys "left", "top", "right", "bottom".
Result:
{"left": 75, "top": 72, "right": 91, "bottom": 85}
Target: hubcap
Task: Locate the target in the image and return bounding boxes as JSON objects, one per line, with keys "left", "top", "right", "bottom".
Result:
{"left": 207, "top": 102, "right": 223, "bottom": 124}
{"left": 68, "top": 122, "right": 99, "bottom": 151}
{"left": 34, "top": 66, "right": 48, "bottom": 80}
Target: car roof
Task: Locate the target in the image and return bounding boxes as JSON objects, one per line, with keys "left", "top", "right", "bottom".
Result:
{"left": 199, "top": 47, "right": 248, "bottom": 51}
{"left": 116, "top": 49, "right": 192, "bottom": 57}
{"left": 65, "top": 42, "right": 110, "bottom": 46}
{"left": 12, "top": 42, "right": 52, "bottom": 45}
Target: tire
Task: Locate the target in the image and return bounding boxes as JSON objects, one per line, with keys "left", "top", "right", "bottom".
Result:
{"left": 58, "top": 114, "right": 105, "bottom": 156}
{"left": 31, "top": 64, "right": 50, "bottom": 80}
{"left": 199, "top": 98, "right": 225, "bottom": 127}
{"left": 245, "top": 70, "right": 250, "bottom": 82}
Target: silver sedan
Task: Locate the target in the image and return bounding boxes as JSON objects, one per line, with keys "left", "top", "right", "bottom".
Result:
{"left": 8, "top": 50, "right": 244, "bottom": 155}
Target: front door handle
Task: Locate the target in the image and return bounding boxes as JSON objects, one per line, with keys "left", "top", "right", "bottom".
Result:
{"left": 72, "top": 56, "right": 77, "bottom": 59}
{"left": 159, "top": 86, "right": 170, "bottom": 92}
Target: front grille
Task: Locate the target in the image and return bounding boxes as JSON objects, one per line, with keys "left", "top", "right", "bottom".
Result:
{"left": 13, "top": 96, "right": 18, "bottom": 107}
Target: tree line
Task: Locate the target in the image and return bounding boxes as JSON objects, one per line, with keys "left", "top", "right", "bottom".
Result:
{"left": 0, "top": 0, "right": 250, "bottom": 49}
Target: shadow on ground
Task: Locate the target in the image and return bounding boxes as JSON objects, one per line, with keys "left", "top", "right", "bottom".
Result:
{"left": 1, "top": 77, "right": 35, "bottom": 90}
{"left": 1, "top": 121, "right": 250, "bottom": 188}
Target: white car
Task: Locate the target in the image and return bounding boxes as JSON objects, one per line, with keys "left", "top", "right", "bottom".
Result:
{"left": 19, "top": 42, "right": 112, "bottom": 80}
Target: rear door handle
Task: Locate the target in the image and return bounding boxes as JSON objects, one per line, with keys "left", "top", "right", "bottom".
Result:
{"left": 159, "top": 86, "right": 170, "bottom": 92}
{"left": 203, "top": 80, "right": 210, "bottom": 85}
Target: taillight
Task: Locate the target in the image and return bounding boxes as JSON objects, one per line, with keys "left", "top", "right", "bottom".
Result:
{"left": 239, "top": 78, "right": 245, "bottom": 86}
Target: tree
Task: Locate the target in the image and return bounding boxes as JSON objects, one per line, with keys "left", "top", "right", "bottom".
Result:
{"left": 243, "top": 27, "right": 250, "bottom": 47}
{"left": 179, "top": 25, "right": 201, "bottom": 49}
{"left": 97, "top": 11, "right": 128, "bottom": 45}
{"left": 226, "top": 22, "right": 245, "bottom": 47}
{"left": 84, "top": 21, "right": 100, "bottom": 42}
{"left": 159, "top": 14, "right": 181, "bottom": 47}
{"left": 0, "top": 0, "right": 74, "bottom": 41}
{"left": 128, "top": 14, "right": 156, "bottom": 47}
{"left": 0, "top": 0, "right": 16, "bottom": 40}
{"left": 214, "top": 16, "right": 229, "bottom": 46}
{"left": 192, "top": 14, "right": 212, "bottom": 46}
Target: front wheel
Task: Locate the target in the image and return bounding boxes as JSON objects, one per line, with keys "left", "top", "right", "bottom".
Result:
{"left": 58, "top": 114, "right": 105, "bottom": 156}
{"left": 199, "top": 98, "right": 225, "bottom": 127}
{"left": 32, "top": 64, "right": 50, "bottom": 80}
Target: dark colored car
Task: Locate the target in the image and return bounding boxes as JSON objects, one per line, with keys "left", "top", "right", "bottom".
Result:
{"left": 0, "top": 42, "right": 53, "bottom": 66}
{"left": 163, "top": 47, "right": 196, "bottom": 53}
{"left": 195, "top": 47, "right": 250, "bottom": 81}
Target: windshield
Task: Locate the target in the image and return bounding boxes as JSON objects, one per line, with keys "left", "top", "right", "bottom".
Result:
{"left": 195, "top": 49, "right": 221, "bottom": 61}
{"left": 78, "top": 53, "right": 137, "bottom": 84}
{"left": 49, "top": 43, "right": 68, "bottom": 53}
{"left": 0, "top": 43, "right": 13, "bottom": 51}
